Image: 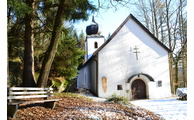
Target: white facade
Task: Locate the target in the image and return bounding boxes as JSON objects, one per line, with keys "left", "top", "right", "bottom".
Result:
{"left": 85, "top": 36, "right": 105, "bottom": 60}
{"left": 77, "top": 14, "right": 171, "bottom": 99}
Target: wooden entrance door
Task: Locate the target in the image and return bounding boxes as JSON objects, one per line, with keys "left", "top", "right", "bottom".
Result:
{"left": 132, "top": 79, "right": 146, "bottom": 99}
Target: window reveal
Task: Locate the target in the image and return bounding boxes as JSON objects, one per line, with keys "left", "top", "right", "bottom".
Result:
{"left": 94, "top": 42, "right": 98, "bottom": 48}
{"left": 117, "top": 85, "right": 123, "bottom": 90}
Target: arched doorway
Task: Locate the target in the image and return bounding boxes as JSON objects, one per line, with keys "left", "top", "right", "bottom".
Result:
{"left": 131, "top": 79, "right": 146, "bottom": 99}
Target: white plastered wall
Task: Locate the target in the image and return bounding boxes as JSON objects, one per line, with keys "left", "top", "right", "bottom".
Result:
{"left": 97, "top": 18, "right": 171, "bottom": 99}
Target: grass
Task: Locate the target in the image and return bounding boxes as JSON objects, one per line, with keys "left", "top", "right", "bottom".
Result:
{"left": 53, "top": 92, "right": 92, "bottom": 100}
{"left": 54, "top": 92, "right": 131, "bottom": 106}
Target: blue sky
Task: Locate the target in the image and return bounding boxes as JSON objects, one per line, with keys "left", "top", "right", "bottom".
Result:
{"left": 73, "top": 1, "right": 135, "bottom": 39}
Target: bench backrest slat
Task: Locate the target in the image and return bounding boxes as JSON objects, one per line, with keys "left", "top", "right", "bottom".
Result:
{"left": 7, "top": 87, "right": 54, "bottom": 101}
{"left": 8, "top": 91, "right": 53, "bottom": 95}
{"left": 8, "top": 95, "right": 52, "bottom": 100}
{"left": 8, "top": 87, "right": 53, "bottom": 91}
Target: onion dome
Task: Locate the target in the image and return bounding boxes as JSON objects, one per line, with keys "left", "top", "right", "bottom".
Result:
{"left": 86, "top": 16, "right": 102, "bottom": 35}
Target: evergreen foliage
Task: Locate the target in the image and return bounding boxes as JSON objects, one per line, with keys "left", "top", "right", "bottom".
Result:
{"left": 8, "top": 0, "right": 96, "bottom": 87}
{"left": 51, "top": 27, "right": 85, "bottom": 80}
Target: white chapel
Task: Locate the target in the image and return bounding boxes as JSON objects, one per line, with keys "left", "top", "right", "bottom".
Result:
{"left": 77, "top": 14, "right": 171, "bottom": 99}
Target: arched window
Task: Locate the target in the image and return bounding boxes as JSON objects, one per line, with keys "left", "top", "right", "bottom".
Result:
{"left": 94, "top": 42, "right": 98, "bottom": 48}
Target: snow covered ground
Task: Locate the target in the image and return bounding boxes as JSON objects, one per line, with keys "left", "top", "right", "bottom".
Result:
{"left": 131, "top": 98, "right": 187, "bottom": 120}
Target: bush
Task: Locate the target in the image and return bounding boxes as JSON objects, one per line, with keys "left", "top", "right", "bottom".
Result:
{"left": 49, "top": 77, "right": 68, "bottom": 93}
{"left": 106, "top": 93, "right": 129, "bottom": 105}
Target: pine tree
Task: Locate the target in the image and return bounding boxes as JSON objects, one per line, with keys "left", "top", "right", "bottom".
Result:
{"left": 8, "top": 0, "right": 31, "bottom": 86}
{"left": 8, "top": 0, "right": 96, "bottom": 87}
{"left": 37, "top": 0, "right": 96, "bottom": 87}
{"left": 22, "top": 0, "right": 36, "bottom": 86}
{"left": 50, "top": 27, "right": 85, "bottom": 80}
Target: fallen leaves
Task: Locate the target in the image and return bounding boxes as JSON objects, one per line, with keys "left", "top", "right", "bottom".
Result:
{"left": 8, "top": 93, "right": 163, "bottom": 120}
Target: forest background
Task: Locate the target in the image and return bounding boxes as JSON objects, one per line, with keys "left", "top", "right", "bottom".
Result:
{"left": 5, "top": 0, "right": 187, "bottom": 94}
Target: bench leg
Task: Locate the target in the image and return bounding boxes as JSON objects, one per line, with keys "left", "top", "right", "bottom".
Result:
{"left": 7, "top": 104, "right": 18, "bottom": 118}
{"left": 43, "top": 101, "right": 56, "bottom": 109}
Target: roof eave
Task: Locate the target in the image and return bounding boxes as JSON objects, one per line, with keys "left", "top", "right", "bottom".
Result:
{"left": 129, "top": 14, "right": 172, "bottom": 53}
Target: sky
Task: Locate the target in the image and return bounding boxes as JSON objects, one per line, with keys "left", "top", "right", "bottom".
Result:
{"left": 73, "top": 1, "right": 135, "bottom": 39}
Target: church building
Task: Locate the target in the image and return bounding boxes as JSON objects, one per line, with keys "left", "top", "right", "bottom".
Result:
{"left": 77, "top": 14, "right": 171, "bottom": 99}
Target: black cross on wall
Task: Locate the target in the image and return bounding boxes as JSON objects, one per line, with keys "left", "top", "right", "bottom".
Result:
{"left": 133, "top": 46, "right": 140, "bottom": 60}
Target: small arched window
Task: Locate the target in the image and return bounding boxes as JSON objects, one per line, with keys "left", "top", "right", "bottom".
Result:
{"left": 94, "top": 42, "right": 98, "bottom": 48}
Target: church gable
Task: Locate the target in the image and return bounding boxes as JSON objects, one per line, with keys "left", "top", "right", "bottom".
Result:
{"left": 93, "top": 14, "right": 170, "bottom": 56}
{"left": 77, "top": 14, "right": 171, "bottom": 99}
{"left": 96, "top": 14, "right": 171, "bottom": 98}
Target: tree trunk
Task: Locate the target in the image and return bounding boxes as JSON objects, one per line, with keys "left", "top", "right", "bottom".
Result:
{"left": 165, "top": 0, "right": 175, "bottom": 94}
{"left": 182, "top": 50, "right": 187, "bottom": 87}
{"left": 174, "top": 58, "right": 179, "bottom": 91}
{"left": 37, "top": 0, "right": 65, "bottom": 87}
{"left": 168, "top": 53, "right": 174, "bottom": 93}
{"left": 22, "top": 0, "right": 36, "bottom": 87}
{"left": 179, "top": 0, "right": 187, "bottom": 87}
{"left": 152, "top": 0, "right": 159, "bottom": 38}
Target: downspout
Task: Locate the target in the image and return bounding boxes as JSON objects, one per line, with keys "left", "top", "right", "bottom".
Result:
{"left": 94, "top": 54, "right": 99, "bottom": 96}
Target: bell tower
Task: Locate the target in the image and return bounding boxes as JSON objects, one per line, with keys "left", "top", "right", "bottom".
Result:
{"left": 85, "top": 16, "right": 105, "bottom": 60}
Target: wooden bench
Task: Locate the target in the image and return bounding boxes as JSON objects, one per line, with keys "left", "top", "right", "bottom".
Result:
{"left": 7, "top": 87, "right": 61, "bottom": 118}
